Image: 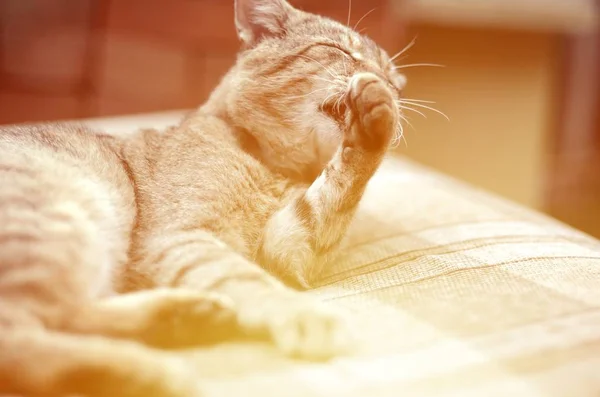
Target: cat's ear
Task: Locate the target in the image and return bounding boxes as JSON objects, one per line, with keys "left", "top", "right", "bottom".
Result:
{"left": 234, "top": 0, "right": 296, "bottom": 46}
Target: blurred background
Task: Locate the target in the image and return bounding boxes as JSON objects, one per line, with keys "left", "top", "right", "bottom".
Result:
{"left": 0, "top": 0, "right": 599, "bottom": 237}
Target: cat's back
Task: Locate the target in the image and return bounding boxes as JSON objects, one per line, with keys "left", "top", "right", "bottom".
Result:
{"left": 0, "top": 123, "right": 137, "bottom": 295}
{"left": 1, "top": 123, "right": 123, "bottom": 179}
{"left": 0, "top": 123, "right": 134, "bottom": 216}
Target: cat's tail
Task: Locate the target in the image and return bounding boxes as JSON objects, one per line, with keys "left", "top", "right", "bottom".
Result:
{"left": 0, "top": 327, "right": 201, "bottom": 397}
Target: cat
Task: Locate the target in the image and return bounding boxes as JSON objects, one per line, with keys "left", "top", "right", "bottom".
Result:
{"left": 0, "top": 0, "right": 406, "bottom": 396}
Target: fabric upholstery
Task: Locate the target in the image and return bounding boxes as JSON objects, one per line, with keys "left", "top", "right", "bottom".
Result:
{"left": 88, "top": 114, "right": 600, "bottom": 397}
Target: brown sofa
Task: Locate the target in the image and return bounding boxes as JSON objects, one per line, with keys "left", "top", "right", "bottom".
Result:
{"left": 83, "top": 111, "right": 600, "bottom": 397}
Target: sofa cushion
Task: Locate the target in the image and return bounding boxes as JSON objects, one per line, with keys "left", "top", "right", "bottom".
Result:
{"left": 188, "top": 158, "right": 600, "bottom": 397}
{"left": 85, "top": 113, "right": 600, "bottom": 397}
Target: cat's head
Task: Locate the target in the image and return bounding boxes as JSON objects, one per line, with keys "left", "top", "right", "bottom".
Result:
{"left": 206, "top": 0, "right": 406, "bottom": 179}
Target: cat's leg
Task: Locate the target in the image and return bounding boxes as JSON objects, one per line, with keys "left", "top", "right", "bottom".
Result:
{"left": 259, "top": 72, "right": 398, "bottom": 287}
{"left": 0, "top": 221, "right": 230, "bottom": 397}
{"left": 132, "top": 230, "right": 352, "bottom": 359}
{"left": 0, "top": 327, "right": 200, "bottom": 397}
{"left": 0, "top": 155, "right": 228, "bottom": 395}
{"left": 0, "top": 232, "right": 214, "bottom": 395}
{"left": 0, "top": 174, "right": 237, "bottom": 348}
{"left": 72, "top": 288, "right": 240, "bottom": 348}
{"left": 0, "top": 237, "right": 211, "bottom": 396}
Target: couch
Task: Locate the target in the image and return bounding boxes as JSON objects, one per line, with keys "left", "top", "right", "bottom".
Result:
{"left": 83, "top": 111, "right": 600, "bottom": 397}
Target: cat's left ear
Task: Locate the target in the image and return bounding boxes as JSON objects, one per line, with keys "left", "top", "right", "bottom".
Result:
{"left": 234, "top": 0, "right": 296, "bottom": 47}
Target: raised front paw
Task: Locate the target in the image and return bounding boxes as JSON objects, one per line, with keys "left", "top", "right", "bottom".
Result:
{"left": 346, "top": 72, "right": 398, "bottom": 152}
{"left": 238, "top": 295, "right": 354, "bottom": 360}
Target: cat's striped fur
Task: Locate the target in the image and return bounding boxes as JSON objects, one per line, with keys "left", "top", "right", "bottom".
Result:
{"left": 0, "top": 0, "right": 406, "bottom": 396}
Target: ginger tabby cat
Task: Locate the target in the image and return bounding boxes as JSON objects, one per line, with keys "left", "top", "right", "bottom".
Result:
{"left": 0, "top": 0, "right": 407, "bottom": 395}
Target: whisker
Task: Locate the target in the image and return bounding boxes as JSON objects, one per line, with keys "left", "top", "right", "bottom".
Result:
{"left": 389, "top": 36, "right": 417, "bottom": 64}
{"left": 398, "top": 112, "right": 414, "bottom": 139}
{"left": 353, "top": 7, "right": 377, "bottom": 31}
{"left": 398, "top": 98, "right": 437, "bottom": 104}
{"left": 294, "top": 54, "right": 337, "bottom": 79}
{"left": 398, "top": 105, "right": 427, "bottom": 119}
{"left": 399, "top": 113, "right": 414, "bottom": 130}
{"left": 391, "top": 123, "right": 407, "bottom": 148}
{"left": 334, "top": 92, "right": 345, "bottom": 114}
{"left": 321, "top": 90, "right": 342, "bottom": 110}
{"left": 390, "top": 126, "right": 400, "bottom": 146}
{"left": 400, "top": 121, "right": 409, "bottom": 147}
{"left": 392, "top": 112, "right": 408, "bottom": 147}
{"left": 288, "top": 87, "right": 331, "bottom": 99}
{"left": 393, "top": 63, "right": 445, "bottom": 69}
{"left": 311, "top": 76, "right": 339, "bottom": 85}
{"left": 393, "top": 55, "right": 409, "bottom": 65}
{"left": 399, "top": 100, "right": 449, "bottom": 120}
{"left": 347, "top": 0, "right": 352, "bottom": 26}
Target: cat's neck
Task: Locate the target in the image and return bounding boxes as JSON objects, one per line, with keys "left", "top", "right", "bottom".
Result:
{"left": 198, "top": 73, "right": 277, "bottom": 173}
{"left": 196, "top": 95, "right": 262, "bottom": 162}
{"left": 199, "top": 69, "right": 320, "bottom": 184}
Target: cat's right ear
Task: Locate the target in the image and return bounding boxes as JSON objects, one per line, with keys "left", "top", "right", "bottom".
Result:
{"left": 234, "top": 0, "right": 296, "bottom": 47}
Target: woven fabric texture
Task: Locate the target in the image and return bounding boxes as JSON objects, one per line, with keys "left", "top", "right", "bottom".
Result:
{"left": 86, "top": 114, "right": 600, "bottom": 396}
{"left": 184, "top": 157, "right": 600, "bottom": 397}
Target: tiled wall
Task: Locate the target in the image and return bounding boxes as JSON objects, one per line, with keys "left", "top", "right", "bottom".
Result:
{"left": 0, "top": 0, "right": 402, "bottom": 124}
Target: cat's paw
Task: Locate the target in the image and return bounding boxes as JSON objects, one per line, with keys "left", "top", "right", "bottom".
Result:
{"left": 144, "top": 290, "right": 240, "bottom": 347}
{"left": 239, "top": 295, "right": 354, "bottom": 360}
{"left": 346, "top": 72, "right": 397, "bottom": 152}
{"left": 102, "top": 289, "right": 239, "bottom": 348}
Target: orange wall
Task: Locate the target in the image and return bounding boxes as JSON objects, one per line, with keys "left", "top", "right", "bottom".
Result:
{"left": 398, "top": 24, "right": 563, "bottom": 209}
